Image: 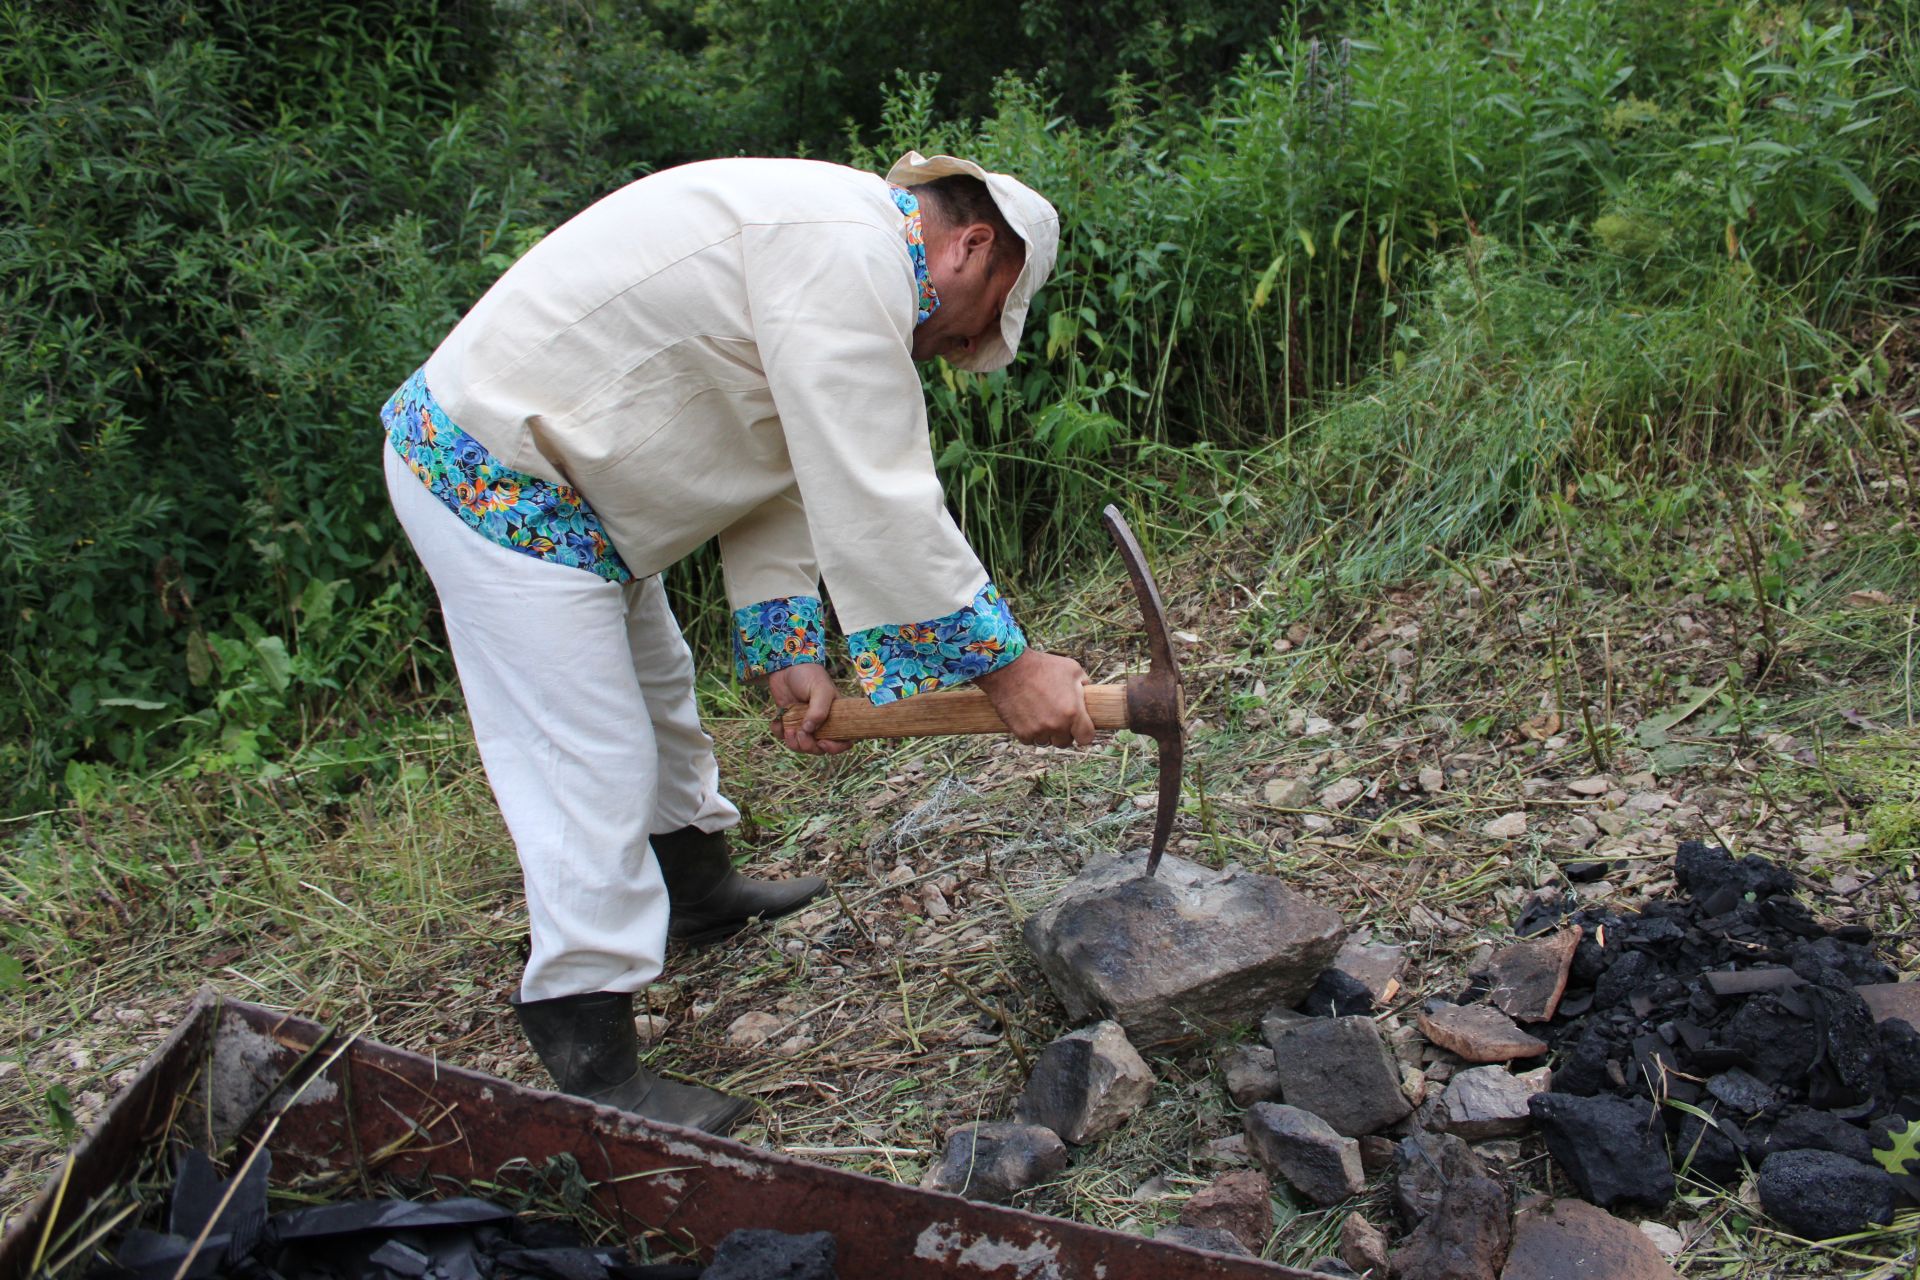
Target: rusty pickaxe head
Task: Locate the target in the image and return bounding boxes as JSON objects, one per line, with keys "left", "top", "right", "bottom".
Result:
{"left": 1102, "top": 505, "right": 1185, "bottom": 876}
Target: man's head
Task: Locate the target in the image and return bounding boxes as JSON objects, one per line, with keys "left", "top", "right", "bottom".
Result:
{"left": 887, "top": 152, "right": 1059, "bottom": 372}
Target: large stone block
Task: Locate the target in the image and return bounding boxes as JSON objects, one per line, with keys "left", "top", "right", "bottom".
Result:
{"left": 1022, "top": 851, "right": 1346, "bottom": 1044}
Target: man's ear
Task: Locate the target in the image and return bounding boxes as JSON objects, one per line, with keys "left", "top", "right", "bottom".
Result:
{"left": 959, "top": 223, "right": 997, "bottom": 272}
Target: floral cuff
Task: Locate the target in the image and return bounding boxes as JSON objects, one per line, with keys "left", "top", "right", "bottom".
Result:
{"left": 848, "top": 580, "right": 1027, "bottom": 704}
{"left": 733, "top": 595, "right": 827, "bottom": 679}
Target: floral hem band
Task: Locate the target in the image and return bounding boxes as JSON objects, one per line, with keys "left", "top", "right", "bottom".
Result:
{"left": 732, "top": 595, "right": 828, "bottom": 679}
{"left": 733, "top": 582, "right": 1027, "bottom": 704}
{"left": 383, "top": 369, "right": 633, "bottom": 582}
{"left": 849, "top": 580, "right": 1025, "bottom": 703}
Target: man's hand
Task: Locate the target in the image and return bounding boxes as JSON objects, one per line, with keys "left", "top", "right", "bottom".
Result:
{"left": 767, "top": 663, "right": 853, "bottom": 755}
{"left": 972, "top": 649, "right": 1095, "bottom": 748}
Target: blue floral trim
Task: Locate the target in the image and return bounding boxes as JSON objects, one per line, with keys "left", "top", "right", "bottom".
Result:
{"left": 849, "top": 581, "right": 1026, "bottom": 704}
{"left": 889, "top": 184, "right": 940, "bottom": 325}
{"left": 383, "top": 369, "right": 632, "bottom": 582}
{"left": 733, "top": 595, "right": 827, "bottom": 679}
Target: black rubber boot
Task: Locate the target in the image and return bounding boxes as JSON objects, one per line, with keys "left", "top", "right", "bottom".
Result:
{"left": 513, "top": 990, "right": 751, "bottom": 1134}
{"left": 651, "top": 825, "right": 828, "bottom": 947}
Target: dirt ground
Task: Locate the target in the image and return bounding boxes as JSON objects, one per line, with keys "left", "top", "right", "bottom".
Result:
{"left": 4, "top": 468, "right": 1916, "bottom": 1276}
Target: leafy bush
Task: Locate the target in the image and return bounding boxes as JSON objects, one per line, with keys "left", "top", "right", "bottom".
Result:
{"left": 4, "top": 0, "right": 1914, "bottom": 810}
{"left": 0, "top": 1, "right": 531, "bottom": 804}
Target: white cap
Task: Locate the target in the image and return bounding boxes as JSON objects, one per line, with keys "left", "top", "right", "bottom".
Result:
{"left": 886, "top": 150, "right": 1059, "bottom": 372}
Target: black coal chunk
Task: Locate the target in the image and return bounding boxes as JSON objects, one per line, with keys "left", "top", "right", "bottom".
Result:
{"left": 1593, "top": 950, "right": 1665, "bottom": 1013}
{"left": 1705, "top": 1069, "right": 1780, "bottom": 1116}
{"left": 1882, "top": 1019, "right": 1920, "bottom": 1095}
{"left": 1798, "top": 983, "right": 1885, "bottom": 1109}
{"left": 1296, "top": 967, "right": 1375, "bottom": 1018}
{"left": 1550, "top": 1024, "right": 1613, "bottom": 1097}
{"left": 1739, "top": 856, "right": 1798, "bottom": 899}
{"left": 1671, "top": 1109, "right": 1743, "bottom": 1186}
{"left": 1754, "top": 1107, "right": 1876, "bottom": 1164}
{"left": 1759, "top": 895, "right": 1822, "bottom": 938}
{"left": 1516, "top": 892, "right": 1576, "bottom": 938}
{"left": 1758, "top": 1149, "right": 1899, "bottom": 1240}
{"left": 1717, "top": 995, "right": 1818, "bottom": 1084}
{"left": 1675, "top": 841, "right": 1796, "bottom": 903}
{"left": 1529, "top": 1093, "right": 1675, "bottom": 1211}
{"left": 1792, "top": 937, "right": 1897, "bottom": 988}
{"left": 705, "top": 1229, "right": 838, "bottom": 1280}
{"left": 1674, "top": 841, "right": 1738, "bottom": 895}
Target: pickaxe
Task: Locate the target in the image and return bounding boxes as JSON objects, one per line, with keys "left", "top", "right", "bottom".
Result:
{"left": 780, "top": 505, "right": 1186, "bottom": 875}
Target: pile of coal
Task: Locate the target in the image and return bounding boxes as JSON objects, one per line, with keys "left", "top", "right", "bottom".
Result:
{"left": 1514, "top": 841, "right": 1917, "bottom": 1238}
{"left": 92, "top": 1150, "right": 836, "bottom": 1280}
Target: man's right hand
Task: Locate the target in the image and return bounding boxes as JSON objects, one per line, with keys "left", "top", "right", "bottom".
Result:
{"left": 972, "top": 649, "right": 1095, "bottom": 748}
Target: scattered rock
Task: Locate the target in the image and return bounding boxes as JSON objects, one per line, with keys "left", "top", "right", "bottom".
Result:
{"left": 1023, "top": 851, "right": 1346, "bottom": 1043}
{"left": 1013, "top": 1020, "right": 1155, "bottom": 1144}
{"left": 1220, "top": 1042, "right": 1284, "bottom": 1107}
{"left": 1419, "top": 768, "right": 1446, "bottom": 793}
{"left": 1266, "top": 1015, "right": 1412, "bottom": 1136}
{"left": 1358, "top": 1135, "right": 1397, "bottom": 1173}
{"left": 1244, "top": 1102, "right": 1365, "bottom": 1207}
{"left": 1178, "top": 1169, "right": 1272, "bottom": 1253}
{"left": 1156, "top": 1225, "right": 1252, "bottom": 1257}
{"left": 1499, "top": 1199, "right": 1680, "bottom": 1280}
{"left": 1594, "top": 810, "right": 1634, "bottom": 837}
{"left": 1483, "top": 812, "right": 1529, "bottom": 840}
{"left": 1758, "top": 1149, "right": 1899, "bottom": 1240}
{"left": 919, "top": 882, "right": 953, "bottom": 918}
{"left": 632, "top": 1014, "right": 669, "bottom": 1046}
{"left": 1321, "top": 778, "right": 1366, "bottom": 809}
{"left": 725, "top": 1010, "right": 784, "bottom": 1048}
{"left": 1418, "top": 1003, "right": 1549, "bottom": 1063}
{"left": 1266, "top": 777, "right": 1315, "bottom": 808}
{"left": 1528, "top": 1093, "right": 1674, "bottom": 1212}
{"left": 1334, "top": 937, "right": 1407, "bottom": 1001}
{"left": 1637, "top": 1222, "right": 1685, "bottom": 1258}
{"left": 920, "top": 1122, "right": 1068, "bottom": 1203}
{"left": 1388, "top": 1167, "right": 1511, "bottom": 1280}
{"left": 1394, "top": 1132, "right": 1488, "bottom": 1227}
{"left": 1340, "top": 1213, "right": 1390, "bottom": 1276}
{"left": 1440, "top": 1065, "right": 1550, "bottom": 1139}
{"left": 705, "top": 1229, "right": 837, "bottom": 1280}
{"left": 1482, "top": 927, "right": 1581, "bottom": 1022}
{"left": 1565, "top": 777, "right": 1611, "bottom": 796}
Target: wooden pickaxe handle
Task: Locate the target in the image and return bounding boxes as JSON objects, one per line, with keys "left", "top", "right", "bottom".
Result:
{"left": 781, "top": 684, "right": 1133, "bottom": 742}
{"left": 779, "top": 506, "right": 1185, "bottom": 876}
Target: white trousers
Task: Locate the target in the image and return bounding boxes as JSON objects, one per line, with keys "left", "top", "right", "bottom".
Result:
{"left": 384, "top": 442, "right": 740, "bottom": 1000}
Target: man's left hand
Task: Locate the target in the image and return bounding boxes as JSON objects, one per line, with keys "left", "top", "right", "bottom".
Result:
{"left": 768, "top": 663, "right": 853, "bottom": 755}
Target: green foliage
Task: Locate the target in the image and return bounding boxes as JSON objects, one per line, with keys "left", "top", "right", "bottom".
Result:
{"left": 4, "top": 0, "right": 1917, "bottom": 809}
{"left": 1874, "top": 1114, "right": 1920, "bottom": 1176}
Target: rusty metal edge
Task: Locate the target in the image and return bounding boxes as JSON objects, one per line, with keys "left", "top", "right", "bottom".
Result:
{"left": 0, "top": 987, "right": 224, "bottom": 1280}
{"left": 228, "top": 998, "right": 1323, "bottom": 1279}
{"left": 5, "top": 993, "right": 1326, "bottom": 1280}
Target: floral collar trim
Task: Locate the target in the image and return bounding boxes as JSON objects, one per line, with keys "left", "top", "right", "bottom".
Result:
{"left": 888, "top": 183, "right": 940, "bottom": 325}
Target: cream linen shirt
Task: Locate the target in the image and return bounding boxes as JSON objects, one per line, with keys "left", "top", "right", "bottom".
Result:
{"left": 420, "top": 157, "right": 988, "bottom": 635}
